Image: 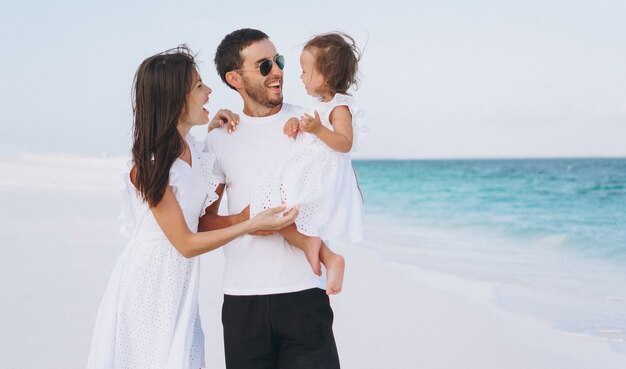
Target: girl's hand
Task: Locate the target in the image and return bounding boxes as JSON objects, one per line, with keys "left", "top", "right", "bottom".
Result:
{"left": 283, "top": 117, "right": 300, "bottom": 138}
{"left": 209, "top": 109, "right": 240, "bottom": 134}
{"left": 250, "top": 205, "right": 299, "bottom": 232}
{"left": 298, "top": 111, "right": 322, "bottom": 135}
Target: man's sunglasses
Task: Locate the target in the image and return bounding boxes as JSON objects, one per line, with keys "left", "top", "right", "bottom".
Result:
{"left": 238, "top": 55, "right": 285, "bottom": 76}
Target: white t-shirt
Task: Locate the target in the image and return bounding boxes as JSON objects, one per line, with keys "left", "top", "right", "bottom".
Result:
{"left": 204, "top": 103, "right": 324, "bottom": 295}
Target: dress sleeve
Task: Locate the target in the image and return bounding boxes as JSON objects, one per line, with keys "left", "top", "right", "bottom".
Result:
{"left": 203, "top": 133, "right": 226, "bottom": 183}
{"left": 167, "top": 160, "right": 188, "bottom": 205}
{"left": 119, "top": 159, "right": 140, "bottom": 237}
{"left": 331, "top": 94, "right": 369, "bottom": 152}
{"left": 191, "top": 137, "right": 221, "bottom": 217}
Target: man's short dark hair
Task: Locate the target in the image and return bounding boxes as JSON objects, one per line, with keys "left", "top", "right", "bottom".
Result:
{"left": 215, "top": 28, "right": 269, "bottom": 91}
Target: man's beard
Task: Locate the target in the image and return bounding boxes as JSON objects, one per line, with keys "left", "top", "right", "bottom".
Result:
{"left": 242, "top": 75, "right": 283, "bottom": 108}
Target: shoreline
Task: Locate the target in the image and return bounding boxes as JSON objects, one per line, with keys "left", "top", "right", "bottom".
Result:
{"left": 360, "top": 214, "right": 626, "bottom": 350}
{"left": 376, "top": 249, "right": 626, "bottom": 351}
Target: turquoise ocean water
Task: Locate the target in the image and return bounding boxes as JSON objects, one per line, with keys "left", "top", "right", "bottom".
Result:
{"left": 354, "top": 158, "right": 626, "bottom": 348}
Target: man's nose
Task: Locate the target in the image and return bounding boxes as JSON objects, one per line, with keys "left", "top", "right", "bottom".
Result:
{"left": 270, "top": 61, "right": 283, "bottom": 76}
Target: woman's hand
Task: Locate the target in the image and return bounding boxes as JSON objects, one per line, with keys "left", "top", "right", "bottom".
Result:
{"left": 298, "top": 111, "right": 322, "bottom": 135}
{"left": 283, "top": 117, "right": 300, "bottom": 138}
{"left": 209, "top": 109, "right": 240, "bottom": 134}
{"left": 250, "top": 205, "right": 299, "bottom": 232}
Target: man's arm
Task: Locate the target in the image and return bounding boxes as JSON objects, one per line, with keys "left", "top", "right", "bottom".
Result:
{"left": 198, "top": 184, "right": 245, "bottom": 231}
{"left": 198, "top": 184, "right": 275, "bottom": 235}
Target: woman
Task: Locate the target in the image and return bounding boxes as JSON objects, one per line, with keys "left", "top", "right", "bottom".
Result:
{"left": 86, "top": 46, "right": 298, "bottom": 368}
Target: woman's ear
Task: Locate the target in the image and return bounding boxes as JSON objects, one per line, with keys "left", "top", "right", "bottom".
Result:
{"left": 225, "top": 71, "right": 242, "bottom": 90}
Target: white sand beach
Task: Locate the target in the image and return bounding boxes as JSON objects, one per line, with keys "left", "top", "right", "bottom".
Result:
{"left": 1, "top": 153, "right": 625, "bottom": 369}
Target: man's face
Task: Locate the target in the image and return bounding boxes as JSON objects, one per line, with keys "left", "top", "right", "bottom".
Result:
{"left": 238, "top": 39, "right": 283, "bottom": 108}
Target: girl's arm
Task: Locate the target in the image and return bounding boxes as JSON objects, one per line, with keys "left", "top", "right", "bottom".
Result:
{"left": 299, "top": 106, "right": 353, "bottom": 153}
{"left": 152, "top": 186, "right": 298, "bottom": 258}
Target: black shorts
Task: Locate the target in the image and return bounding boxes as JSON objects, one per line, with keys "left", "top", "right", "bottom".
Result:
{"left": 222, "top": 288, "right": 340, "bottom": 369}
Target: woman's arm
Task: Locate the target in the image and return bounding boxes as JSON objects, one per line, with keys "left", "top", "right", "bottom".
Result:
{"left": 152, "top": 186, "right": 297, "bottom": 258}
{"left": 299, "top": 106, "right": 353, "bottom": 153}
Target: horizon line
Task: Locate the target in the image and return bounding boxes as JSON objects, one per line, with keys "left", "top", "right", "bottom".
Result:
{"left": 3, "top": 151, "right": 626, "bottom": 161}
{"left": 352, "top": 156, "right": 626, "bottom": 161}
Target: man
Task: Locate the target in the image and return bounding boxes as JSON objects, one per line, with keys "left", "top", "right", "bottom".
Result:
{"left": 199, "top": 28, "right": 341, "bottom": 369}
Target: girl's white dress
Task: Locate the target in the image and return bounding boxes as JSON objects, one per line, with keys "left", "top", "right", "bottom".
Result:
{"left": 87, "top": 134, "right": 219, "bottom": 369}
{"left": 251, "top": 93, "right": 367, "bottom": 245}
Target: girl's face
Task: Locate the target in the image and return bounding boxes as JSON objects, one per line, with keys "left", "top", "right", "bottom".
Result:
{"left": 299, "top": 48, "right": 325, "bottom": 97}
{"left": 182, "top": 69, "right": 212, "bottom": 126}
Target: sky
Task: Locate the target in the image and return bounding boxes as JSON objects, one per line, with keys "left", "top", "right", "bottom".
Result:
{"left": 1, "top": 0, "right": 625, "bottom": 159}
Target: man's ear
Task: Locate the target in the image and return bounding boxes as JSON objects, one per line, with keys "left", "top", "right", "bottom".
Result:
{"left": 225, "top": 71, "right": 242, "bottom": 90}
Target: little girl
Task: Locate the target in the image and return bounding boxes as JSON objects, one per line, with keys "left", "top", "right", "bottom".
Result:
{"left": 251, "top": 33, "right": 366, "bottom": 295}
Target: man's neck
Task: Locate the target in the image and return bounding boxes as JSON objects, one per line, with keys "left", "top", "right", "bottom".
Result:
{"left": 243, "top": 103, "right": 283, "bottom": 118}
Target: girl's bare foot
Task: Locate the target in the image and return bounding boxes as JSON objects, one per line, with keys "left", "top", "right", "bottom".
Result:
{"left": 302, "top": 236, "right": 323, "bottom": 276}
{"left": 278, "top": 225, "right": 323, "bottom": 276}
{"left": 325, "top": 253, "right": 345, "bottom": 295}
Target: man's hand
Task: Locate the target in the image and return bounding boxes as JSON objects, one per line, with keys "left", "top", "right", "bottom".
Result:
{"left": 298, "top": 111, "right": 322, "bottom": 135}
{"left": 283, "top": 117, "right": 300, "bottom": 139}
{"left": 209, "top": 109, "right": 240, "bottom": 134}
{"left": 239, "top": 205, "right": 276, "bottom": 236}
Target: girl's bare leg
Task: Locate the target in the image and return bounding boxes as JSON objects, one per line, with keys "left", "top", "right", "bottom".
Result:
{"left": 319, "top": 242, "right": 345, "bottom": 295}
{"left": 279, "top": 226, "right": 345, "bottom": 294}
{"left": 280, "top": 224, "right": 322, "bottom": 276}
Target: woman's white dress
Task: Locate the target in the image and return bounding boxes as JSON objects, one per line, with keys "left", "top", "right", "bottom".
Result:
{"left": 87, "top": 134, "right": 219, "bottom": 369}
{"left": 251, "top": 93, "right": 367, "bottom": 245}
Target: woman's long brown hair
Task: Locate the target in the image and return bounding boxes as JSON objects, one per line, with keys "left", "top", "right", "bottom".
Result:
{"left": 131, "top": 45, "right": 196, "bottom": 207}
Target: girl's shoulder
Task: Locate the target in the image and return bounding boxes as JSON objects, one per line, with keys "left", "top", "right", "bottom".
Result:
{"left": 318, "top": 93, "right": 355, "bottom": 110}
{"left": 327, "top": 94, "right": 360, "bottom": 117}
{"left": 312, "top": 93, "right": 355, "bottom": 116}
{"left": 330, "top": 93, "right": 355, "bottom": 106}
{"left": 311, "top": 93, "right": 355, "bottom": 107}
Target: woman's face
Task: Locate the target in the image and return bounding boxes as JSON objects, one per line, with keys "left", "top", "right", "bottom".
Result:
{"left": 300, "top": 48, "right": 325, "bottom": 97}
{"left": 182, "top": 69, "right": 212, "bottom": 126}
